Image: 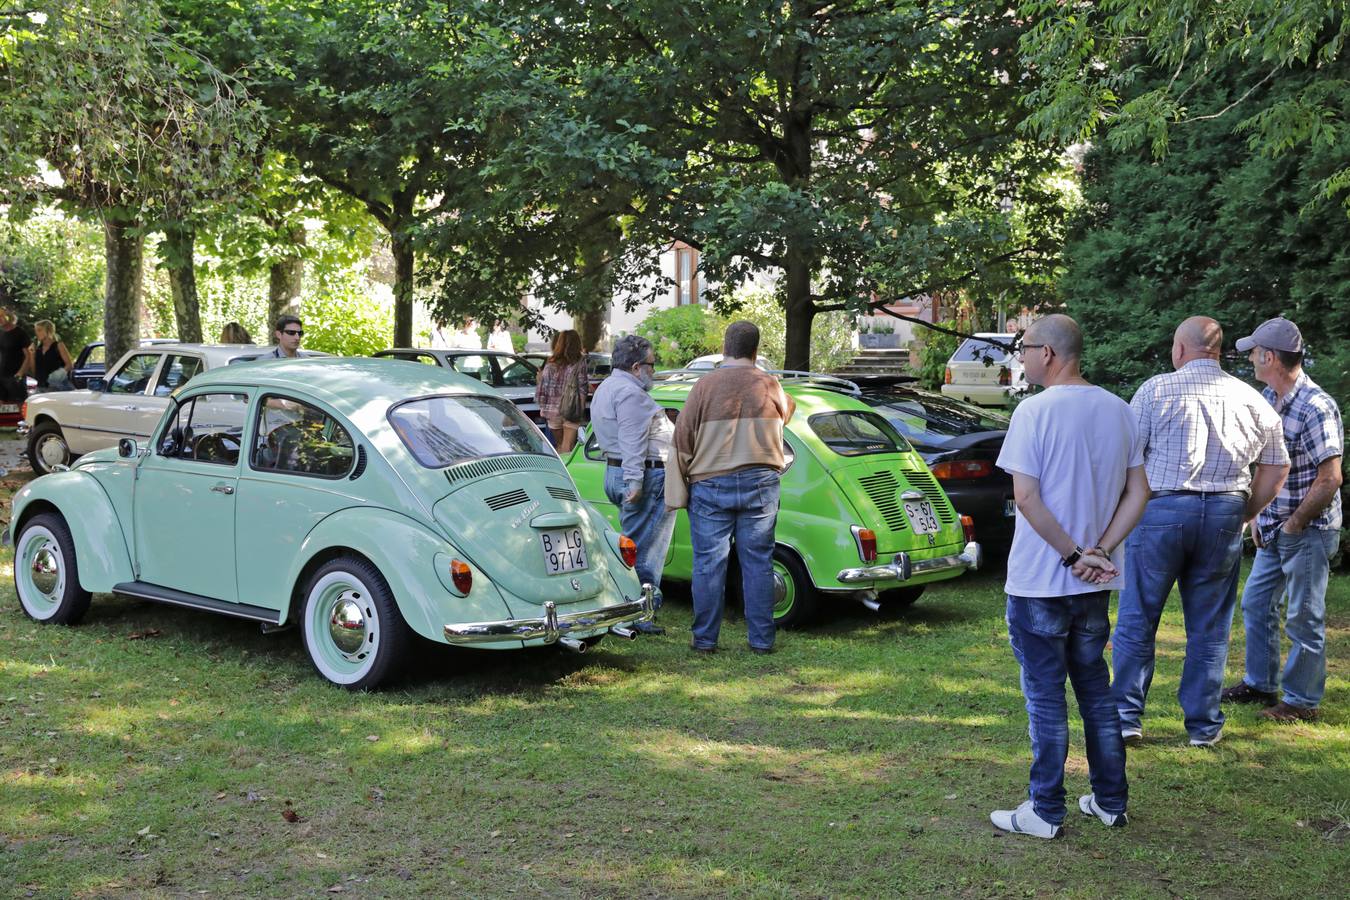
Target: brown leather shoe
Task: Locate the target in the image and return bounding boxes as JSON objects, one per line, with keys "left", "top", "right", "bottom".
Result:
{"left": 1221, "top": 681, "right": 1278, "bottom": 706}
{"left": 1259, "top": 702, "right": 1319, "bottom": 723}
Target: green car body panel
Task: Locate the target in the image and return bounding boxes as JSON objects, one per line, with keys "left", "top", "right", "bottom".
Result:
{"left": 565, "top": 379, "right": 977, "bottom": 620}
{"left": 9, "top": 358, "right": 651, "bottom": 686}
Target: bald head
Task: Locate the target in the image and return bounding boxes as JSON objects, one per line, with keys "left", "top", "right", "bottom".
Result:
{"left": 1172, "top": 316, "right": 1222, "bottom": 367}
{"left": 1025, "top": 314, "right": 1083, "bottom": 361}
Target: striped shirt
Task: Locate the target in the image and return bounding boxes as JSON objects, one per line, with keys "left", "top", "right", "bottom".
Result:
{"left": 1255, "top": 372, "right": 1343, "bottom": 543}
{"left": 1131, "top": 359, "right": 1288, "bottom": 494}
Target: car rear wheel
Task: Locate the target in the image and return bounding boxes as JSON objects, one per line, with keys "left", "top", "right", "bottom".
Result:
{"left": 879, "top": 585, "right": 925, "bottom": 609}
{"left": 28, "top": 421, "right": 72, "bottom": 476}
{"left": 771, "top": 548, "right": 818, "bottom": 628}
{"left": 14, "top": 512, "right": 92, "bottom": 624}
{"left": 301, "top": 557, "right": 410, "bottom": 690}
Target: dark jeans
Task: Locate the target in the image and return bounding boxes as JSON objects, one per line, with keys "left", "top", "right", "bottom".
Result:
{"left": 1007, "top": 591, "right": 1127, "bottom": 826}
{"left": 1112, "top": 492, "right": 1246, "bottom": 741}
{"left": 689, "top": 467, "right": 780, "bottom": 651}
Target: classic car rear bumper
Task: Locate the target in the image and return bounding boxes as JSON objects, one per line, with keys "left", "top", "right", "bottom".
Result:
{"left": 15, "top": 419, "right": 28, "bottom": 436}
{"left": 836, "top": 541, "right": 982, "bottom": 584}
{"left": 443, "top": 584, "right": 655, "bottom": 645}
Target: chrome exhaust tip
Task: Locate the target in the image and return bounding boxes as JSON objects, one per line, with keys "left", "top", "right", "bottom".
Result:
{"left": 857, "top": 591, "right": 882, "bottom": 612}
{"left": 558, "top": 635, "right": 588, "bottom": 654}
{"left": 609, "top": 624, "right": 638, "bottom": 640}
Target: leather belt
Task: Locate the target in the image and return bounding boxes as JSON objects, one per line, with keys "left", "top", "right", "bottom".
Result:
{"left": 607, "top": 458, "right": 665, "bottom": 469}
{"left": 1151, "top": 489, "right": 1246, "bottom": 499}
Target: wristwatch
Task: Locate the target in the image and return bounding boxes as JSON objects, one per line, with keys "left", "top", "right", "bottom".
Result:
{"left": 1061, "top": 546, "right": 1084, "bottom": 568}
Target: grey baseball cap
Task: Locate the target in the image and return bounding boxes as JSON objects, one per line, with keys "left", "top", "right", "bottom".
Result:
{"left": 1235, "top": 317, "right": 1304, "bottom": 353}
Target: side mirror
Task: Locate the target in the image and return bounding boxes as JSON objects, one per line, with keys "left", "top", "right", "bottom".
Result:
{"left": 88, "top": 377, "right": 106, "bottom": 392}
{"left": 117, "top": 438, "right": 138, "bottom": 458}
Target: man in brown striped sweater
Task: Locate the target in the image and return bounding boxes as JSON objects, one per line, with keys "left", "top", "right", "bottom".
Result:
{"left": 668, "top": 322, "right": 795, "bottom": 653}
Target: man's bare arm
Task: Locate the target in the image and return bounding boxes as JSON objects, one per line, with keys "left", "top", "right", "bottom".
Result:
{"left": 1010, "top": 472, "right": 1078, "bottom": 559}
{"left": 1283, "top": 457, "right": 1344, "bottom": 533}
{"left": 1246, "top": 462, "right": 1289, "bottom": 521}
{"left": 1093, "top": 465, "right": 1152, "bottom": 555}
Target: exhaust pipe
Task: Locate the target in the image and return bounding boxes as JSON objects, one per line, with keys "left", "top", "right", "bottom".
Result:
{"left": 857, "top": 591, "right": 882, "bottom": 612}
{"left": 609, "top": 624, "right": 638, "bottom": 640}
{"left": 558, "top": 635, "right": 588, "bottom": 653}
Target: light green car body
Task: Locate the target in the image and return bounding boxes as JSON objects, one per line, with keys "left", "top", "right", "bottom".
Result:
{"left": 8, "top": 358, "right": 650, "bottom": 687}
{"left": 564, "top": 377, "right": 981, "bottom": 625}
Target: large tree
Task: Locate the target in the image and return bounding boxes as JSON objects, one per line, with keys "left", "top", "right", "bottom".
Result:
{"left": 423, "top": 1, "right": 1068, "bottom": 369}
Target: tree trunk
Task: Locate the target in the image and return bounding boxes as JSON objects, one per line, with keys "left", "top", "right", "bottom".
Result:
{"left": 268, "top": 224, "right": 305, "bottom": 331}
{"left": 163, "top": 226, "right": 202, "bottom": 343}
{"left": 574, "top": 306, "right": 607, "bottom": 352}
{"left": 782, "top": 244, "right": 815, "bottom": 371}
{"left": 103, "top": 219, "right": 144, "bottom": 366}
{"left": 573, "top": 220, "right": 619, "bottom": 351}
{"left": 391, "top": 232, "right": 414, "bottom": 348}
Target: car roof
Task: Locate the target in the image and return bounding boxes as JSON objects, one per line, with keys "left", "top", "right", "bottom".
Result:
{"left": 187, "top": 355, "right": 494, "bottom": 404}
{"left": 649, "top": 377, "right": 878, "bottom": 418}
{"left": 110, "top": 342, "right": 299, "bottom": 368}
{"left": 378, "top": 347, "right": 523, "bottom": 357}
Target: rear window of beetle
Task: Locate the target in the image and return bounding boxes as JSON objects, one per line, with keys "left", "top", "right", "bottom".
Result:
{"left": 389, "top": 394, "right": 549, "bottom": 468}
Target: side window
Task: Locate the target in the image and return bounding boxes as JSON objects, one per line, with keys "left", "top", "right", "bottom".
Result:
{"left": 86, "top": 345, "right": 105, "bottom": 366}
{"left": 154, "top": 354, "right": 204, "bottom": 396}
{"left": 107, "top": 354, "right": 162, "bottom": 394}
{"left": 498, "top": 358, "right": 537, "bottom": 387}
{"left": 251, "top": 395, "right": 356, "bottom": 478}
{"left": 158, "top": 393, "right": 249, "bottom": 464}
{"left": 449, "top": 354, "right": 491, "bottom": 382}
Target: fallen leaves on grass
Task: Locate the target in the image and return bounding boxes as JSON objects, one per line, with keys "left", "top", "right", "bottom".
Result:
{"left": 282, "top": 808, "right": 301, "bottom": 824}
{"left": 127, "top": 629, "right": 162, "bottom": 641}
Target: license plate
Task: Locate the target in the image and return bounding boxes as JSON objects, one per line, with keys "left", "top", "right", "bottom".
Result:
{"left": 539, "top": 528, "right": 588, "bottom": 575}
{"left": 1004, "top": 498, "right": 1016, "bottom": 517}
{"left": 903, "top": 499, "right": 940, "bottom": 534}
{"left": 0, "top": 404, "right": 17, "bottom": 413}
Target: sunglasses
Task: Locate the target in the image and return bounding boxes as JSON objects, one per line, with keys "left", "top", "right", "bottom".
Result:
{"left": 282, "top": 329, "right": 304, "bottom": 337}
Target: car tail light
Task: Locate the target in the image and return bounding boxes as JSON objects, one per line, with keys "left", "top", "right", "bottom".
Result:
{"left": 619, "top": 535, "right": 637, "bottom": 567}
{"left": 960, "top": 515, "right": 976, "bottom": 543}
{"left": 998, "top": 366, "right": 1011, "bottom": 386}
{"left": 450, "top": 559, "right": 472, "bottom": 594}
{"left": 19, "top": 402, "right": 26, "bottom": 420}
{"left": 943, "top": 367, "right": 952, "bottom": 385}
{"left": 851, "top": 526, "right": 877, "bottom": 563}
{"left": 930, "top": 459, "right": 993, "bottom": 480}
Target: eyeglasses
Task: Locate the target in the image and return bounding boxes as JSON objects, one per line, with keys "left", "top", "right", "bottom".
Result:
{"left": 282, "top": 329, "right": 304, "bottom": 337}
{"left": 1018, "top": 343, "right": 1050, "bottom": 357}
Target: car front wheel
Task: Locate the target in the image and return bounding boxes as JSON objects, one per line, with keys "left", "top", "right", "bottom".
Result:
{"left": 301, "top": 557, "right": 411, "bottom": 690}
{"left": 14, "top": 512, "right": 92, "bottom": 624}
{"left": 28, "top": 421, "right": 73, "bottom": 476}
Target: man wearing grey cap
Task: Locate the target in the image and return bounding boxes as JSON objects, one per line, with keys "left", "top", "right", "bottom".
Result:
{"left": 1222, "top": 317, "right": 1343, "bottom": 723}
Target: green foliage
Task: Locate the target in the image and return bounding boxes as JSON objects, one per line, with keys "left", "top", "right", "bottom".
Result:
{"left": 720, "top": 286, "right": 855, "bottom": 373}
{"left": 913, "top": 321, "right": 962, "bottom": 391}
{"left": 0, "top": 210, "right": 104, "bottom": 349}
{"left": 1061, "top": 56, "right": 1350, "bottom": 400}
{"left": 635, "top": 305, "right": 725, "bottom": 368}
{"left": 300, "top": 263, "right": 392, "bottom": 357}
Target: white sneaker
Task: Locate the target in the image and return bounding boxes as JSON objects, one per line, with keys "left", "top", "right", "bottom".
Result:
{"left": 1121, "top": 727, "right": 1143, "bottom": 747}
{"left": 990, "top": 800, "right": 1061, "bottom": 839}
{"left": 1189, "top": 728, "right": 1223, "bottom": 748}
{"left": 1078, "top": 793, "right": 1128, "bottom": 828}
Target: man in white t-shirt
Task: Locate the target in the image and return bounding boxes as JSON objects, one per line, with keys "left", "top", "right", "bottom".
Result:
{"left": 989, "top": 314, "right": 1151, "bottom": 839}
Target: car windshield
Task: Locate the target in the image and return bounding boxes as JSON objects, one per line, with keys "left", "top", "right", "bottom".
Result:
{"left": 389, "top": 394, "right": 549, "bottom": 468}
{"left": 864, "top": 390, "right": 1009, "bottom": 448}
{"left": 950, "top": 336, "right": 1014, "bottom": 364}
{"left": 807, "top": 410, "right": 912, "bottom": 456}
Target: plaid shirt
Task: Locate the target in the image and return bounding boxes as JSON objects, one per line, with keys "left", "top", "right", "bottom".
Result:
{"left": 533, "top": 358, "right": 588, "bottom": 421}
{"left": 1131, "top": 359, "right": 1288, "bottom": 493}
{"left": 1255, "top": 372, "right": 1344, "bottom": 543}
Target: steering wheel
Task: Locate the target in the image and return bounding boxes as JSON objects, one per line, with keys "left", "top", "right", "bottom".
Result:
{"left": 263, "top": 422, "right": 303, "bottom": 469}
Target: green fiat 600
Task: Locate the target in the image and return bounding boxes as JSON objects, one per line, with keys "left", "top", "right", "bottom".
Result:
{"left": 8, "top": 359, "right": 653, "bottom": 689}
{"left": 566, "top": 374, "right": 981, "bottom": 626}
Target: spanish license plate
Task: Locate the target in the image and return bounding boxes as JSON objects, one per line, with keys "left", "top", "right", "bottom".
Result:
{"left": 903, "top": 499, "right": 941, "bottom": 534}
{"left": 539, "top": 528, "right": 588, "bottom": 575}
{"left": 1004, "top": 498, "right": 1016, "bottom": 517}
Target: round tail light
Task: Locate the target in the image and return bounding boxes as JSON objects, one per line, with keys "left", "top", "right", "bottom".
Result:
{"left": 450, "top": 559, "right": 472, "bottom": 594}
{"left": 619, "top": 535, "right": 637, "bottom": 568}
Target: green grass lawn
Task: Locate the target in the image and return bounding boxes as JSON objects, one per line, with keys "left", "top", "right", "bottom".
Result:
{"left": 1, "top": 465, "right": 1347, "bottom": 897}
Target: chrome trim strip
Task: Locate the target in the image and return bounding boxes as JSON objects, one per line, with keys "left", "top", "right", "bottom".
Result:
{"left": 443, "top": 583, "right": 655, "bottom": 644}
{"left": 836, "top": 542, "right": 982, "bottom": 584}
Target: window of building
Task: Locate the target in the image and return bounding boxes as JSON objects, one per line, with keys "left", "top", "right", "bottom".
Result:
{"left": 673, "top": 244, "right": 699, "bottom": 305}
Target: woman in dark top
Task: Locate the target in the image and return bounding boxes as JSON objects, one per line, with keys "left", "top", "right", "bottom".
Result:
{"left": 28, "top": 320, "right": 74, "bottom": 390}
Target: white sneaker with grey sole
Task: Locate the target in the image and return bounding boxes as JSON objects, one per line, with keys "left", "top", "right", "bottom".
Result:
{"left": 1078, "top": 793, "right": 1127, "bottom": 828}
{"left": 1121, "top": 727, "right": 1143, "bottom": 747}
{"left": 990, "top": 800, "right": 1061, "bottom": 839}
{"left": 1189, "top": 729, "right": 1222, "bottom": 748}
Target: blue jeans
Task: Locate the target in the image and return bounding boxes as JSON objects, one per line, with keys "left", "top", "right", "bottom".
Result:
{"left": 1007, "top": 592, "right": 1127, "bottom": 826}
{"left": 603, "top": 465, "right": 677, "bottom": 608}
{"left": 1112, "top": 493, "right": 1246, "bottom": 742}
{"left": 688, "top": 467, "right": 780, "bottom": 651}
{"left": 1239, "top": 528, "right": 1340, "bottom": 709}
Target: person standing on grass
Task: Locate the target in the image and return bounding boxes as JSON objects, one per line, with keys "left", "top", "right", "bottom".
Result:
{"left": 590, "top": 334, "right": 675, "bottom": 636}
{"left": 1111, "top": 317, "right": 1289, "bottom": 749}
{"left": 534, "top": 329, "right": 589, "bottom": 453}
{"left": 668, "top": 321, "right": 794, "bottom": 655}
{"left": 1223, "top": 317, "right": 1343, "bottom": 723}
{"left": 990, "top": 314, "right": 1151, "bottom": 839}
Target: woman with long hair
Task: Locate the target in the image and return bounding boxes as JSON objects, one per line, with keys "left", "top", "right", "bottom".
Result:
{"left": 219, "top": 322, "right": 253, "bottom": 344}
{"left": 27, "top": 320, "right": 74, "bottom": 390}
{"left": 534, "top": 329, "right": 589, "bottom": 451}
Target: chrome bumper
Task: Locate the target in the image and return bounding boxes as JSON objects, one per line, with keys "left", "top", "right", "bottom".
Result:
{"left": 15, "top": 420, "right": 28, "bottom": 436}
{"left": 443, "top": 584, "right": 655, "bottom": 645}
{"left": 837, "top": 541, "right": 982, "bottom": 584}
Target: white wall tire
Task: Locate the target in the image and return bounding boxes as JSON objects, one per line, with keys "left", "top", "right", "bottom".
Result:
{"left": 14, "top": 513, "right": 91, "bottom": 624}
{"left": 301, "top": 557, "right": 409, "bottom": 690}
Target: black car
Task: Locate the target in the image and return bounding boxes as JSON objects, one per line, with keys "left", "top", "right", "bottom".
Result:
{"left": 849, "top": 375, "right": 1016, "bottom": 554}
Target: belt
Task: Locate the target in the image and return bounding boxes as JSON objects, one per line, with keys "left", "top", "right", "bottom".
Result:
{"left": 607, "top": 458, "right": 664, "bottom": 469}
{"left": 1151, "top": 489, "right": 1246, "bottom": 499}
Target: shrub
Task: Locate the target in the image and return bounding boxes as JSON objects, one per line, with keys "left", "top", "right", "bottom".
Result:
{"left": 720, "top": 286, "right": 856, "bottom": 372}
{"left": 635, "top": 305, "right": 725, "bottom": 367}
{"left": 0, "top": 210, "right": 104, "bottom": 349}
{"left": 913, "top": 319, "right": 961, "bottom": 390}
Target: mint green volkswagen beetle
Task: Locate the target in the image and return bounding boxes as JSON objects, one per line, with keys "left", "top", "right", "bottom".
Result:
{"left": 7, "top": 358, "right": 653, "bottom": 689}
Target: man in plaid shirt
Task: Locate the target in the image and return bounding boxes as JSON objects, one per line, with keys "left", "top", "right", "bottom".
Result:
{"left": 1112, "top": 317, "right": 1290, "bottom": 748}
{"left": 1223, "top": 317, "right": 1344, "bottom": 722}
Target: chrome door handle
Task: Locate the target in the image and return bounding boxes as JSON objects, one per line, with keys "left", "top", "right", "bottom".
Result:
{"left": 210, "top": 484, "right": 235, "bottom": 495}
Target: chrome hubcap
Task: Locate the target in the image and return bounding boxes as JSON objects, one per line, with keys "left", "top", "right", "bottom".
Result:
{"left": 37, "top": 436, "right": 68, "bottom": 467}
{"left": 328, "top": 594, "right": 367, "bottom": 655}
{"left": 31, "top": 547, "right": 60, "bottom": 595}
{"left": 772, "top": 570, "right": 787, "bottom": 605}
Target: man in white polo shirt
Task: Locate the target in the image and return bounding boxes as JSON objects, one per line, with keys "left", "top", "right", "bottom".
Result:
{"left": 990, "top": 314, "right": 1150, "bottom": 839}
